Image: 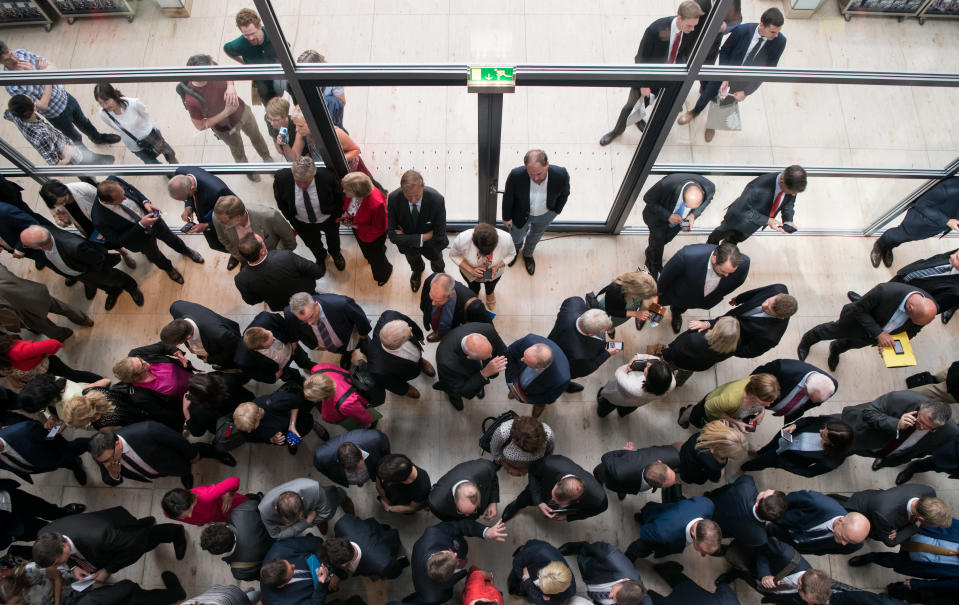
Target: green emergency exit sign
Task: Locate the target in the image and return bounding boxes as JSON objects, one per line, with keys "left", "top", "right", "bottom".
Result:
{"left": 468, "top": 66, "right": 515, "bottom": 93}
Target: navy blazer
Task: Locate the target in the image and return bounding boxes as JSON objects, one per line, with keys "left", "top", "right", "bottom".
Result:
{"left": 903, "top": 175, "right": 959, "bottom": 231}
{"left": 658, "top": 243, "right": 750, "bottom": 311}
{"left": 751, "top": 360, "right": 836, "bottom": 422}
{"left": 573, "top": 541, "right": 652, "bottom": 605}
{"left": 720, "top": 23, "right": 787, "bottom": 95}
{"left": 502, "top": 164, "right": 571, "bottom": 228}
{"left": 428, "top": 459, "right": 500, "bottom": 522}
{"left": 333, "top": 514, "right": 405, "bottom": 579}
{"left": 411, "top": 520, "right": 489, "bottom": 604}
{"left": 720, "top": 172, "right": 797, "bottom": 236}
{"left": 283, "top": 293, "right": 371, "bottom": 353}
{"left": 234, "top": 311, "right": 301, "bottom": 383}
{"left": 261, "top": 536, "right": 328, "bottom": 605}
{"left": 0, "top": 204, "right": 38, "bottom": 253}
{"left": 774, "top": 490, "right": 862, "bottom": 555}
{"left": 435, "top": 322, "right": 507, "bottom": 398}
{"left": 593, "top": 445, "right": 681, "bottom": 495}
{"left": 512, "top": 540, "right": 576, "bottom": 605}
{"left": 637, "top": 497, "right": 715, "bottom": 558}
{"left": 312, "top": 429, "right": 390, "bottom": 488}
{"left": 169, "top": 300, "right": 241, "bottom": 369}
{"left": 705, "top": 475, "right": 770, "bottom": 553}
{"left": 368, "top": 310, "right": 424, "bottom": 395}
{"left": 715, "top": 283, "right": 790, "bottom": 358}
{"left": 0, "top": 420, "right": 79, "bottom": 482}
{"left": 386, "top": 186, "right": 449, "bottom": 253}
{"left": 505, "top": 334, "right": 571, "bottom": 405}
{"left": 548, "top": 296, "right": 612, "bottom": 379}
{"left": 651, "top": 582, "right": 740, "bottom": 605}
{"left": 173, "top": 166, "right": 235, "bottom": 224}
{"left": 419, "top": 273, "right": 491, "bottom": 334}
{"left": 642, "top": 173, "right": 716, "bottom": 229}
{"left": 90, "top": 176, "right": 165, "bottom": 252}
{"left": 96, "top": 421, "right": 197, "bottom": 486}
{"left": 527, "top": 455, "right": 608, "bottom": 522}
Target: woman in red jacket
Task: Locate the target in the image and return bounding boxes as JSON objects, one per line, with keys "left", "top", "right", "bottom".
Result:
{"left": 338, "top": 172, "right": 392, "bottom": 286}
{"left": 161, "top": 476, "right": 250, "bottom": 526}
{"left": 463, "top": 566, "right": 505, "bottom": 605}
{"left": 0, "top": 333, "right": 101, "bottom": 389}
{"left": 304, "top": 363, "right": 380, "bottom": 430}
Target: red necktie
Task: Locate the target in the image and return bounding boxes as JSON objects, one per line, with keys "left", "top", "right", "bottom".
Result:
{"left": 668, "top": 33, "right": 681, "bottom": 63}
{"left": 774, "top": 388, "right": 807, "bottom": 417}
{"left": 430, "top": 305, "right": 443, "bottom": 332}
{"left": 769, "top": 191, "right": 784, "bottom": 218}
{"left": 875, "top": 425, "right": 917, "bottom": 459}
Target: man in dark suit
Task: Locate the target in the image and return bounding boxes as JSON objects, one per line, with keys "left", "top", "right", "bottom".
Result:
{"left": 161, "top": 300, "right": 242, "bottom": 369}
{"left": 658, "top": 242, "right": 750, "bottom": 334}
{"left": 434, "top": 322, "right": 507, "bottom": 411}
{"left": 501, "top": 454, "right": 608, "bottom": 522}
{"left": 368, "top": 310, "right": 435, "bottom": 398}
{"left": 750, "top": 359, "right": 837, "bottom": 423}
{"left": 71, "top": 575, "right": 186, "bottom": 605}
{"left": 719, "top": 539, "right": 828, "bottom": 605}
{"left": 647, "top": 561, "right": 740, "bottom": 604}
{"left": 88, "top": 421, "right": 231, "bottom": 489}
{"left": 313, "top": 428, "right": 390, "bottom": 488}
{"left": 273, "top": 156, "right": 345, "bottom": 274}
{"left": 560, "top": 541, "right": 652, "bottom": 605}
{"left": 428, "top": 459, "right": 500, "bottom": 522}
{"left": 32, "top": 506, "right": 187, "bottom": 582}
{"left": 839, "top": 484, "right": 950, "bottom": 548}
{"left": 698, "top": 284, "right": 798, "bottom": 359}
{"left": 199, "top": 498, "right": 274, "bottom": 581}
{"left": 235, "top": 311, "right": 312, "bottom": 384}
{"left": 705, "top": 475, "right": 786, "bottom": 577}
{"left": 387, "top": 169, "right": 449, "bottom": 292}
{"left": 848, "top": 517, "right": 959, "bottom": 589}
{"left": 0, "top": 418, "right": 88, "bottom": 485}
{"left": 641, "top": 173, "right": 716, "bottom": 278}
{"left": 259, "top": 535, "right": 330, "bottom": 605}
{"left": 0, "top": 478, "right": 85, "bottom": 551}
{"left": 624, "top": 496, "right": 721, "bottom": 560}
{"left": 92, "top": 177, "right": 204, "bottom": 284}
{"left": 285, "top": 291, "right": 371, "bottom": 369}
{"left": 894, "top": 433, "right": 959, "bottom": 485}
{"left": 677, "top": 7, "right": 787, "bottom": 143}
{"left": 410, "top": 519, "right": 507, "bottom": 604}
{"left": 325, "top": 514, "right": 408, "bottom": 579}
{"left": 871, "top": 176, "right": 959, "bottom": 268}
{"left": 19, "top": 225, "right": 142, "bottom": 312}
{"left": 0, "top": 202, "right": 39, "bottom": 256}
{"left": 593, "top": 444, "right": 680, "bottom": 500}
{"left": 707, "top": 167, "right": 806, "bottom": 244}
{"left": 600, "top": 1, "right": 705, "bottom": 145}
{"left": 548, "top": 297, "right": 617, "bottom": 393}
{"left": 168, "top": 165, "right": 235, "bottom": 259}
{"left": 502, "top": 149, "right": 571, "bottom": 274}
{"left": 798, "top": 282, "right": 938, "bottom": 371}
{"left": 420, "top": 272, "right": 491, "bottom": 343}
{"left": 840, "top": 392, "right": 957, "bottom": 470}
{"left": 505, "top": 334, "right": 571, "bottom": 418}
{"left": 769, "top": 490, "right": 870, "bottom": 555}
{"left": 851, "top": 248, "right": 959, "bottom": 324}
{"left": 234, "top": 232, "right": 324, "bottom": 311}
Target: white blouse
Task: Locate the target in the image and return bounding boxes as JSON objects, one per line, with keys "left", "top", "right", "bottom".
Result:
{"left": 449, "top": 228, "right": 517, "bottom": 281}
{"left": 98, "top": 97, "right": 155, "bottom": 151}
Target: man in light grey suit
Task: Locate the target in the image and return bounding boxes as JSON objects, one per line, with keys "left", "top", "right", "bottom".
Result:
{"left": 258, "top": 477, "right": 355, "bottom": 539}
{"left": 0, "top": 262, "right": 91, "bottom": 341}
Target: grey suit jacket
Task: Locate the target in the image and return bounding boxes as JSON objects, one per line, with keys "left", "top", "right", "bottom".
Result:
{"left": 258, "top": 478, "right": 341, "bottom": 539}
{"left": 0, "top": 263, "right": 58, "bottom": 333}
{"left": 213, "top": 202, "right": 297, "bottom": 260}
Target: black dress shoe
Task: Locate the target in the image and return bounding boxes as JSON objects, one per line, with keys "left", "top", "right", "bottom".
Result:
{"left": 92, "top": 133, "right": 121, "bottom": 144}
{"left": 635, "top": 119, "right": 647, "bottom": 131}
{"left": 942, "top": 308, "right": 955, "bottom": 324}
{"left": 84, "top": 283, "right": 96, "bottom": 300}
{"left": 104, "top": 293, "right": 119, "bottom": 310}
{"left": 500, "top": 502, "right": 519, "bottom": 522}
{"left": 848, "top": 554, "right": 873, "bottom": 567}
{"left": 557, "top": 542, "right": 584, "bottom": 556}
{"left": 714, "top": 571, "right": 742, "bottom": 586}
{"left": 180, "top": 473, "right": 194, "bottom": 489}
{"left": 65, "top": 276, "right": 78, "bottom": 286}
{"left": 633, "top": 512, "right": 644, "bottom": 523}
{"left": 121, "top": 253, "right": 137, "bottom": 269}
{"left": 797, "top": 342, "right": 810, "bottom": 361}
{"left": 827, "top": 342, "right": 841, "bottom": 371}
{"left": 847, "top": 290, "right": 862, "bottom": 302}
{"left": 61, "top": 503, "right": 86, "bottom": 515}
{"left": 883, "top": 248, "right": 894, "bottom": 268}
{"left": 161, "top": 571, "right": 187, "bottom": 601}
{"left": 523, "top": 256, "right": 535, "bottom": 275}
{"left": 313, "top": 422, "right": 330, "bottom": 441}
{"left": 508, "top": 253, "right": 520, "bottom": 267}
{"left": 332, "top": 253, "right": 346, "bottom": 271}
{"left": 617, "top": 491, "right": 627, "bottom": 501}
{"left": 217, "top": 452, "right": 237, "bottom": 467}
{"left": 677, "top": 405, "right": 691, "bottom": 429}
{"left": 186, "top": 249, "right": 204, "bottom": 264}
{"left": 895, "top": 463, "right": 917, "bottom": 485}
{"left": 448, "top": 395, "right": 464, "bottom": 411}
{"left": 670, "top": 312, "right": 683, "bottom": 334}
{"left": 173, "top": 527, "right": 188, "bottom": 560}
{"left": 871, "top": 458, "right": 886, "bottom": 471}
{"left": 129, "top": 288, "right": 144, "bottom": 306}
{"left": 227, "top": 256, "right": 239, "bottom": 271}
{"left": 599, "top": 131, "right": 619, "bottom": 146}
{"left": 870, "top": 241, "right": 883, "bottom": 268}
{"left": 565, "top": 381, "right": 584, "bottom": 393}
{"left": 166, "top": 267, "right": 185, "bottom": 284}
{"left": 411, "top": 271, "right": 423, "bottom": 292}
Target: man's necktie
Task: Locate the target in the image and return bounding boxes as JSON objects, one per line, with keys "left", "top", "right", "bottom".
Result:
{"left": 119, "top": 203, "right": 142, "bottom": 224}
{"left": 775, "top": 388, "right": 808, "bottom": 417}
{"left": 430, "top": 305, "right": 443, "bottom": 332}
{"left": 875, "top": 424, "right": 917, "bottom": 459}
{"left": 69, "top": 554, "right": 97, "bottom": 573}
{"left": 904, "top": 264, "right": 951, "bottom": 282}
{"left": 302, "top": 187, "right": 318, "bottom": 223}
{"left": 744, "top": 40, "right": 764, "bottom": 66}
{"left": 410, "top": 203, "right": 420, "bottom": 224}
{"left": 795, "top": 528, "right": 833, "bottom": 544}
{"left": 668, "top": 33, "right": 681, "bottom": 63}
{"left": 769, "top": 191, "right": 784, "bottom": 218}
{"left": 121, "top": 453, "right": 156, "bottom": 482}
{"left": 288, "top": 568, "right": 312, "bottom": 583}
{"left": 315, "top": 320, "right": 334, "bottom": 350}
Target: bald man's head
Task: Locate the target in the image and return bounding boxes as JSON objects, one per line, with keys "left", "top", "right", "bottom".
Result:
{"left": 20, "top": 225, "right": 52, "bottom": 249}
{"left": 464, "top": 334, "right": 492, "bottom": 360}
{"left": 834, "top": 512, "right": 870, "bottom": 546}
{"left": 522, "top": 343, "right": 553, "bottom": 370}
{"left": 905, "top": 293, "right": 939, "bottom": 326}
{"left": 682, "top": 183, "right": 705, "bottom": 208}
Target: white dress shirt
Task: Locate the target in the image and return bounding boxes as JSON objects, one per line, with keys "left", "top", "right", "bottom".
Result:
{"left": 529, "top": 176, "right": 548, "bottom": 217}
{"left": 704, "top": 260, "right": 722, "bottom": 297}
{"left": 294, "top": 180, "right": 328, "bottom": 224}
{"left": 43, "top": 244, "right": 83, "bottom": 276}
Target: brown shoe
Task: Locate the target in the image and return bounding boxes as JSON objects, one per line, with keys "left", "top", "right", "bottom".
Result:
{"left": 486, "top": 293, "right": 496, "bottom": 309}
{"left": 677, "top": 111, "right": 695, "bottom": 125}
{"left": 704, "top": 128, "right": 716, "bottom": 143}
{"left": 420, "top": 358, "right": 436, "bottom": 377}
{"left": 426, "top": 332, "right": 441, "bottom": 343}
{"left": 405, "top": 386, "right": 421, "bottom": 399}
{"left": 870, "top": 241, "right": 882, "bottom": 268}
{"left": 166, "top": 267, "right": 184, "bottom": 284}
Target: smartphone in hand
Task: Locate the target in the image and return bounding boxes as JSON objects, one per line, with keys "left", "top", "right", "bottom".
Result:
{"left": 781, "top": 224, "right": 797, "bottom": 234}
{"left": 606, "top": 341, "right": 624, "bottom": 351}
{"left": 180, "top": 221, "right": 196, "bottom": 234}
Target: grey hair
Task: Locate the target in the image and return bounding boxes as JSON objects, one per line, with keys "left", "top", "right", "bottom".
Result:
{"left": 578, "top": 309, "right": 612, "bottom": 335}
{"left": 380, "top": 320, "right": 410, "bottom": 350}
{"left": 167, "top": 175, "right": 193, "bottom": 199}
{"left": 806, "top": 373, "right": 836, "bottom": 400}
{"left": 920, "top": 400, "right": 952, "bottom": 426}
{"left": 291, "top": 156, "right": 317, "bottom": 180}
{"left": 433, "top": 273, "right": 455, "bottom": 296}
{"left": 289, "top": 292, "right": 316, "bottom": 315}
{"left": 528, "top": 343, "right": 553, "bottom": 370}
{"left": 705, "top": 316, "right": 740, "bottom": 354}
{"left": 21, "top": 225, "right": 52, "bottom": 247}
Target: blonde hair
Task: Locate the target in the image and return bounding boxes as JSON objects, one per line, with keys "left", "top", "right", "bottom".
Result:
{"left": 918, "top": 497, "right": 952, "bottom": 527}
{"left": 304, "top": 373, "right": 336, "bottom": 402}
{"left": 537, "top": 561, "right": 572, "bottom": 596}
{"left": 61, "top": 391, "right": 114, "bottom": 429}
{"left": 744, "top": 373, "right": 781, "bottom": 403}
{"left": 235, "top": 8, "right": 261, "bottom": 28}
{"left": 243, "top": 327, "right": 272, "bottom": 350}
{"left": 113, "top": 357, "right": 143, "bottom": 383}
{"left": 705, "top": 316, "right": 740, "bottom": 354}
{"left": 615, "top": 270, "right": 657, "bottom": 301}
{"left": 265, "top": 96, "right": 291, "bottom": 120}
{"left": 233, "top": 402, "right": 264, "bottom": 432}
{"left": 696, "top": 420, "right": 748, "bottom": 461}
{"left": 342, "top": 172, "right": 373, "bottom": 199}
{"left": 678, "top": 0, "right": 705, "bottom": 19}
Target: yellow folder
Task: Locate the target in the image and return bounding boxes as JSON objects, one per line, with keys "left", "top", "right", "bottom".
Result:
{"left": 881, "top": 332, "right": 917, "bottom": 368}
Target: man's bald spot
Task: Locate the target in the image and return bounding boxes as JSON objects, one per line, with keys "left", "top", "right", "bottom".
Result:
{"left": 840, "top": 512, "right": 871, "bottom": 543}
{"left": 908, "top": 294, "right": 938, "bottom": 325}
{"left": 683, "top": 183, "right": 705, "bottom": 206}
{"left": 528, "top": 343, "right": 553, "bottom": 369}
{"left": 20, "top": 225, "right": 50, "bottom": 247}
{"left": 464, "top": 334, "right": 492, "bottom": 358}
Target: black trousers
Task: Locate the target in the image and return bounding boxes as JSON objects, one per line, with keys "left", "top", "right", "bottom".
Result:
{"left": 402, "top": 244, "right": 445, "bottom": 274}
{"left": 47, "top": 355, "right": 102, "bottom": 383}
{"left": 7, "top": 488, "right": 70, "bottom": 544}
{"left": 597, "top": 395, "right": 640, "bottom": 417}
{"left": 356, "top": 231, "right": 393, "bottom": 283}
{"left": 201, "top": 226, "right": 227, "bottom": 253}
{"left": 610, "top": 87, "right": 648, "bottom": 135}
{"left": 799, "top": 320, "right": 872, "bottom": 355}
{"left": 877, "top": 210, "right": 942, "bottom": 254}
{"left": 83, "top": 580, "right": 182, "bottom": 605}
{"left": 135, "top": 220, "right": 192, "bottom": 271}
{"left": 706, "top": 225, "right": 750, "bottom": 245}
{"left": 687, "top": 397, "right": 710, "bottom": 428}
{"left": 80, "top": 266, "right": 138, "bottom": 296}
{"left": 463, "top": 274, "right": 501, "bottom": 295}
{"left": 145, "top": 521, "right": 184, "bottom": 552}
{"left": 293, "top": 216, "right": 341, "bottom": 261}
{"left": 644, "top": 223, "right": 682, "bottom": 275}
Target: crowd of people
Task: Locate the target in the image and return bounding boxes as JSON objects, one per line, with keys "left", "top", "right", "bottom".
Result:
{"left": 0, "top": 3, "right": 958, "bottom": 605}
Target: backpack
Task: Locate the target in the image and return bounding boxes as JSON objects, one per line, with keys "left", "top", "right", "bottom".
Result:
{"left": 314, "top": 364, "right": 386, "bottom": 408}
{"left": 478, "top": 410, "right": 518, "bottom": 454}
{"left": 175, "top": 82, "right": 208, "bottom": 114}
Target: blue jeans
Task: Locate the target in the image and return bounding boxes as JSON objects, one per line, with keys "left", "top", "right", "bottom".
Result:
{"left": 47, "top": 93, "right": 103, "bottom": 144}
{"left": 511, "top": 211, "right": 556, "bottom": 258}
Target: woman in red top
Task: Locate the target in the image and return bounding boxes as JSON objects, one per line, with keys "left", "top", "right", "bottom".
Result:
{"left": 338, "top": 172, "right": 392, "bottom": 286}
{"left": 462, "top": 566, "right": 505, "bottom": 605}
{"left": 0, "top": 334, "right": 101, "bottom": 388}
{"left": 304, "top": 363, "right": 378, "bottom": 430}
{"left": 160, "top": 476, "right": 249, "bottom": 525}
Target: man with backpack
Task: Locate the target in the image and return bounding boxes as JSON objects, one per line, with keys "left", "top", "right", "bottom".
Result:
{"left": 179, "top": 54, "right": 273, "bottom": 182}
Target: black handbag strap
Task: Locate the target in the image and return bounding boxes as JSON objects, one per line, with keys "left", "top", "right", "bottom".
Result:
{"left": 102, "top": 110, "right": 139, "bottom": 142}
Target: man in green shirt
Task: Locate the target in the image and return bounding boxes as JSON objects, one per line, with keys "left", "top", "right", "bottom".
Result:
{"left": 223, "top": 8, "right": 286, "bottom": 105}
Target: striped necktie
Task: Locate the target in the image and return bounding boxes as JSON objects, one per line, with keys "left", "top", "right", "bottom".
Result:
{"left": 904, "top": 264, "right": 951, "bottom": 282}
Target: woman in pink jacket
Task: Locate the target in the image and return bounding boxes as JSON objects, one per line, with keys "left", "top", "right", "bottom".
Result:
{"left": 304, "top": 363, "right": 380, "bottom": 430}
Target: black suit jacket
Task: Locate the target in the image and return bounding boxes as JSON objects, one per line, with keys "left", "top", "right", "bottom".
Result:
{"left": 419, "top": 273, "right": 491, "bottom": 334}
{"left": 526, "top": 455, "right": 608, "bottom": 521}
{"left": 547, "top": 296, "right": 612, "bottom": 379}
{"left": 174, "top": 166, "right": 235, "bottom": 224}
{"left": 261, "top": 535, "right": 328, "bottom": 605}
{"left": 312, "top": 429, "right": 390, "bottom": 488}
{"left": 235, "top": 249, "right": 324, "bottom": 311}
{"left": 0, "top": 204, "right": 38, "bottom": 254}
{"left": 751, "top": 360, "right": 837, "bottom": 422}
{"left": 720, "top": 172, "right": 796, "bottom": 235}
{"left": 658, "top": 243, "right": 750, "bottom": 311}
{"left": 435, "top": 322, "right": 507, "bottom": 398}
{"left": 843, "top": 483, "right": 936, "bottom": 547}
{"left": 752, "top": 415, "right": 848, "bottom": 478}
{"left": 283, "top": 293, "right": 371, "bottom": 353}
{"left": 0, "top": 420, "right": 78, "bottom": 482}
{"left": 773, "top": 490, "right": 861, "bottom": 555}
{"left": 273, "top": 167, "right": 343, "bottom": 224}
{"left": 234, "top": 311, "right": 302, "bottom": 383}
{"left": 411, "top": 520, "right": 488, "bottom": 604}
{"left": 841, "top": 390, "right": 958, "bottom": 465}
{"left": 835, "top": 282, "right": 934, "bottom": 342}
{"left": 593, "top": 445, "right": 680, "bottom": 495}
{"left": 41, "top": 506, "right": 157, "bottom": 573}
{"left": 386, "top": 186, "right": 448, "bottom": 253}
{"left": 662, "top": 328, "right": 735, "bottom": 372}
{"left": 368, "top": 310, "right": 424, "bottom": 395}
{"left": 635, "top": 16, "right": 698, "bottom": 64}
{"left": 90, "top": 176, "right": 167, "bottom": 252}
{"left": 428, "top": 459, "right": 500, "bottom": 521}
{"left": 502, "top": 164, "right": 571, "bottom": 228}
{"left": 97, "top": 421, "right": 196, "bottom": 486}
{"left": 169, "top": 300, "right": 241, "bottom": 368}
{"left": 32, "top": 227, "right": 120, "bottom": 278}
{"left": 713, "top": 284, "right": 790, "bottom": 358}
{"left": 223, "top": 498, "right": 274, "bottom": 581}
{"left": 678, "top": 432, "right": 725, "bottom": 485}
{"left": 642, "top": 173, "right": 716, "bottom": 229}
{"left": 575, "top": 539, "right": 645, "bottom": 582}
{"left": 892, "top": 249, "right": 959, "bottom": 312}
{"left": 504, "top": 334, "right": 571, "bottom": 405}
{"left": 333, "top": 514, "right": 405, "bottom": 579}
{"left": 705, "top": 475, "right": 768, "bottom": 549}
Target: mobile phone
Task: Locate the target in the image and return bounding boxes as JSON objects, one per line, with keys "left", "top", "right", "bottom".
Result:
{"left": 781, "top": 224, "right": 797, "bottom": 234}
{"left": 744, "top": 420, "right": 757, "bottom": 433}
{"left": 607, "top": 341, "right": 624, "bottom": 351}
{"left": 780, "top": 427, "right": 794, "bottom": 443}
{"left": 286, "top": 431, "right": 302, "bottom": 446}
{"left": 180, "top": 221, "right": 196, "bottom": 234}
{"left": 45, "top": 424, "right": 61, "bottom": 439}
{"left": 279, "top": 126, "right": 289, "bottom": 145}
{"left": 481, "top": 268, "right": 493, "bottom": 280}
{"left": 893, "top": 340, "right": 904, "bottom": 355}
{"left": 681, "top": 219, "right": 691, "bottom": 231}
{"left": 151, "top": 210, "right": 160, "bottom": 218}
